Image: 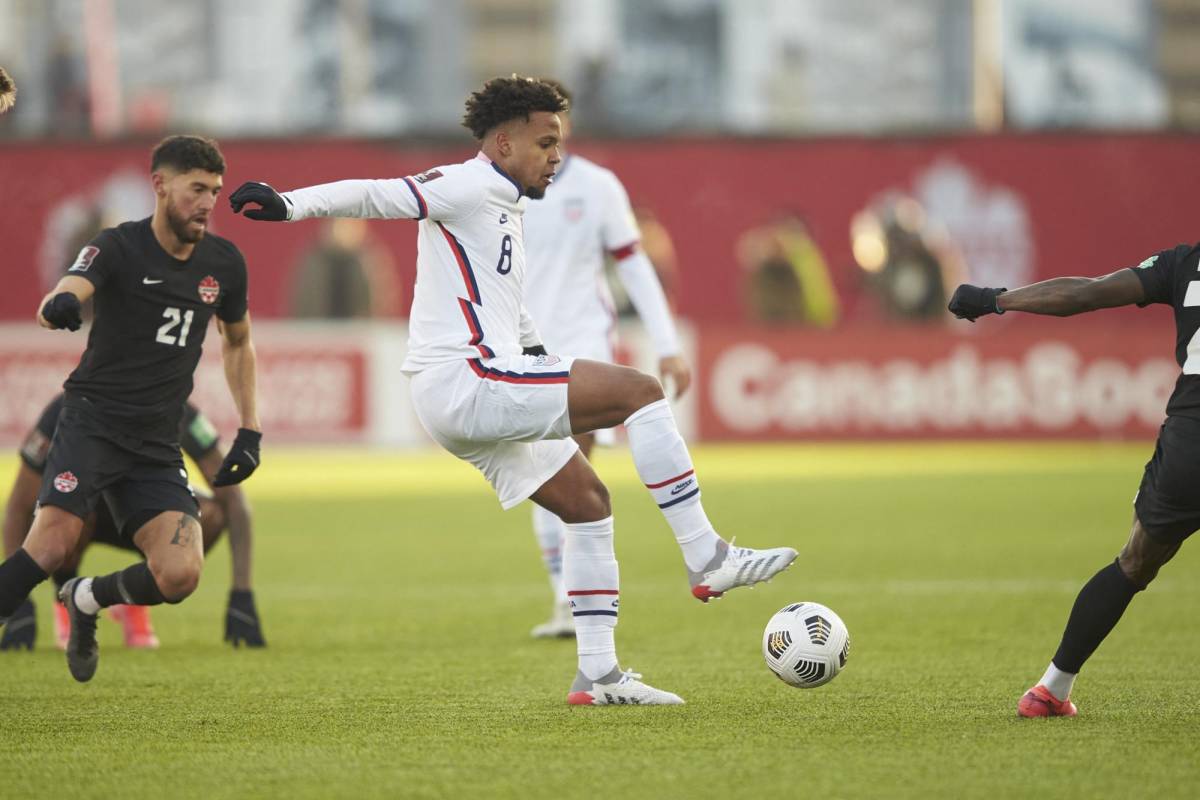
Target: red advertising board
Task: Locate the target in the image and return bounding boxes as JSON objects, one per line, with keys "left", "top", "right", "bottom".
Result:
{"left": 0, "top": 134, "right": 1195, "bottom": 326}
{"left": 0, "top": 326, "right": 368, "bottom": 444}
{"left": 697, "top": 324, "right": 1179, "bottom": 440}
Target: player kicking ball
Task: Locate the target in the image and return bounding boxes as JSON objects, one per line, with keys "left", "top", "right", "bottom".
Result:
{"left": 231, "top": 76, "right": 796, "bottom": 706}
{"left": 521, "top": 79, "right": 693, "bottom": 639}
{"left": 949, "top": 244, "right": 1200, "bottom": 718}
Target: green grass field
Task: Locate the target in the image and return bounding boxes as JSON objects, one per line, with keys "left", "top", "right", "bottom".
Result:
{"left": 2, "top": 442, "right": 1198, "bottom": 799}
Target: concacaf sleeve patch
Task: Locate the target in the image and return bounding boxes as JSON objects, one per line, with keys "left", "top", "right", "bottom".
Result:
{"left": 69, "top": 245, "right": 100, "bottom": 273}
{"left": 1136, "top": 255, "right": 1159, "bottom": 270}
{"left": 414, "top": 169, "right": 444, "bottom": 184}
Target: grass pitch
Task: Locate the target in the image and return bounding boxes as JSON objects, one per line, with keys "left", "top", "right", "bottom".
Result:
{"left": 2, "top": 442, "right": 1198, "bottom": 799}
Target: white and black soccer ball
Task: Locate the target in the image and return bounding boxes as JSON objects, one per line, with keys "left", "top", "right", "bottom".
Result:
{"left": 762, "top": 602, "right": 849, "bottom": 688}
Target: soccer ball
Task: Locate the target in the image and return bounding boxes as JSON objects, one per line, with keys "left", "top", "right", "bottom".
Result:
{"left": 762, "top": 602, "right": 849, "bottom": 688}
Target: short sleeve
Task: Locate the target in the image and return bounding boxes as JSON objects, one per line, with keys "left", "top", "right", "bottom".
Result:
{"left": 597, "top": 170, "right": 640, "bottom": 255}
{"left": 218, "top": 246, "right": 249, "bottom": 322}
{"left": 18, "top": 395, "right": 65, "bottom": 472}
{"left": 403, "top": 167, "right": 484, "bottom": 223}
{"left": 179, "top": 402, "right": 220, "bottom": 460}
{"left": 64, "top": 229, "right": 120, "bottom": 290}
{"left": 1131, "top": 247, "right": 1181, "bottom": 307}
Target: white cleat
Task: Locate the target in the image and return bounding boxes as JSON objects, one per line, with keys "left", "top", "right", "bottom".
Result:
{"left": 689, "top": 538, "right": 798, "bottom": 602}
{"left": 531, "top": 601, "right": 576, "bottom": 639}
{"left": 567, "top": 667, "right": 685, "bottom": 706}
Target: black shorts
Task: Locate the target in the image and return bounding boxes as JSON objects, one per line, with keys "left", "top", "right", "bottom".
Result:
{"left": 1134, "top": 415, "right": 1200, "bottom": 545}
{"left": 38, "top": 405, "right": 199, "bottom": 538}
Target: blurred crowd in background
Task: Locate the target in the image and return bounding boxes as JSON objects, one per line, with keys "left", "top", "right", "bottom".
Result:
{"left": 0, "top": 0, "right": 1192, "bottom": 140}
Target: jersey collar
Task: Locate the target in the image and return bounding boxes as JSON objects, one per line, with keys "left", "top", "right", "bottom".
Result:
{"left": 475, "top": 151, "right": 523, "bottom": 200}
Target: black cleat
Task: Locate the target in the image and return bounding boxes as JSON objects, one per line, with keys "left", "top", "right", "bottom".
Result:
{"left": 0, "top": 598, "right": 36, "bottom": 651}
{"left": 58, "top": 579, "right": 99, "bottom": 682}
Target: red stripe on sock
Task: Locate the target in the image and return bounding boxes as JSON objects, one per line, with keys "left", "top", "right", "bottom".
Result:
{"left": 567, "top": 589, "right": 619, "bottom": 596}
{"left": 644, "top": 469, "right": 694, "bottom": 490}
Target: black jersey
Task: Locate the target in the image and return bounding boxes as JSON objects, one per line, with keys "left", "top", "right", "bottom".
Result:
{"left": 60, "top": 218, "right": 248, "bottom": 442}
{"left": 1131, "top": 242, "right": 1200, "bottom": 420}
{"left": 18, "top": 393, "right": 221, "bottom": 474}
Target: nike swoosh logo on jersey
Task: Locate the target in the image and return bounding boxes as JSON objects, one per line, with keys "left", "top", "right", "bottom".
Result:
{"left": 143, "top": 277, "right": 164, "bottom": 284}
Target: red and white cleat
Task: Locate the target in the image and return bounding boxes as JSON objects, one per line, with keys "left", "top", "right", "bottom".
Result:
{"left": 109, "top": 605, "right": 160, "bottom": 650}
{"left": 688, "top": 539, "right": 797, "bottom": 603}
{"left": 1017, "top": 685, "right": 1078, "bottom": 718}
{"left": 567, "top": 668, "right": 684, "bottom": 706}
{"left": 53, "top": 601, "right": 70, "bottom": 651}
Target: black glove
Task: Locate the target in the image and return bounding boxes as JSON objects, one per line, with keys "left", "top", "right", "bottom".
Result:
{"left": 41, "top": 292, "right": 82, "bottom": 331}
{"left": 948, "top": 285, "right": 1007, "bottom": 322}
{"left": 0, "top": 598, "right": 36, "bottom": 651}
{"left": 229, "top": 182, "right": 289, "bottom": 221}
{"left": 523, "top": 344, "right": 548, "bottom": 356}
{"left": 213, "top": 428, "right": 262, "bottom": 486}
{"left": 224, "top": 590, "right": 266, "bottom": 648}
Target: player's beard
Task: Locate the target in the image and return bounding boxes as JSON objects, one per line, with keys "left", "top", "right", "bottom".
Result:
{"left": 166, "top": 199, "right": 207, "bottom": 244}
{"left": 525, "top": 185, "right": 546, "bottom": 200}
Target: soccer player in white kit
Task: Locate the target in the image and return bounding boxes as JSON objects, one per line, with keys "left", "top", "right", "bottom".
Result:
{"left": 230, "top": 77, "right": 797, "bottom": 706}
{"left": 523, "top": 79, "right": 693, "bottom": 638}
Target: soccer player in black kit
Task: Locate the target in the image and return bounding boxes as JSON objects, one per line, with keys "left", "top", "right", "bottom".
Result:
{"left": 0, "top": 135, "right": 263, "bottom": 682}
{"left": 949, "top": 242, "right": 1200, "bottom": 717}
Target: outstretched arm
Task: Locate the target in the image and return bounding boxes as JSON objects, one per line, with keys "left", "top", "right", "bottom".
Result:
{"left": 949, "top": 269, "right": 1145, "bottom": 321}
{"left": 37, "top": 275, "right": 94, "bottom": 330}
{"left": 1000, "top": 270, "right": 1146, "bottom": 316}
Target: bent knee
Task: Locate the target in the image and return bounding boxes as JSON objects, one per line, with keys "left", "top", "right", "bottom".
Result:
{"left": 151, "top": 562, "right": 202, "bottom": 602}
{"left": 559, "top": 481, "right": 611, "bottom": 524}
{"left": 624, "top": 370, "right": 665, "bottom": 416}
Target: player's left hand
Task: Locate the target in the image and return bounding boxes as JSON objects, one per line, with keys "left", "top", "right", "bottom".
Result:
{"left": 948, "top": 284, "right": 1007, "bottom": 322}
{"left": 213, "top": 428, "right": 262, "bottom": 486}
{"left": 224, "top": 589, "right": 266, "bottom": 648}
{"left": 523, "top": 344, "right": 548, "bottom": 356}
{"left": 659, "top": 355, "right": 693, "bottom": 399}
{"left": 229, "top": 182, "right": 289, "bottom": 221}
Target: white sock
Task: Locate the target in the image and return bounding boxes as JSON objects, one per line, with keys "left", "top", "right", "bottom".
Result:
{"left": 625, "top": 399, "right": 723, "bottom": 572}
{"left": 72, "top": 578, "right": 101, "bottom": 616}
{"left": 532, "top": 504, "right": 566, "bottom": 602}
{"left": 563, "top": 516, "right": 619, "bottom": 680}
{"left": 1039, "top": 662, "right": 1077, "bottom": 701}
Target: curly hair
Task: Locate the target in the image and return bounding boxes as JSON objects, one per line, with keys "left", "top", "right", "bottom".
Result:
{"left": 150, "top": 134, "right": 226, "bottom": 175}
{"left": 462, "top": 76, "right": 568, "bottom": 140}
{"left": 0, "top": 67, "right": 15, "bottom": 114}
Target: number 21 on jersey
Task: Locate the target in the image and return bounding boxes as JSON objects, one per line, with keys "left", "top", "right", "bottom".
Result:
{"left": 156, "top": 307, "right": 194, "bottom": 347}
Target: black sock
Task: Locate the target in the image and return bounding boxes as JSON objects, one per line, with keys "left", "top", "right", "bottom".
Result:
{"left": 0, "top": 549, "right": 49, "bottom": 617}
{"left": 52, "top": 567, "right": 79, "bottom": 592}
{"left": 91, "top": 563, "right": 166, "bottom": 608}
{"left": 1052, "top": 558, "right": 1142, "bottom": 674}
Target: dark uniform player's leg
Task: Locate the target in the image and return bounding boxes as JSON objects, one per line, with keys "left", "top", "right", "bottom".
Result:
{"left": 1024, "top": 417, "right": 1199, "bottom": 714}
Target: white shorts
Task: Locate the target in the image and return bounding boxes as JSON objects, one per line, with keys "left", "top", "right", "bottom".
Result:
{"left": 544, "top": 333, "right": 616, "bottom": 446}
{"left": 410, "top": 354, "right": 580, "bottom": 510}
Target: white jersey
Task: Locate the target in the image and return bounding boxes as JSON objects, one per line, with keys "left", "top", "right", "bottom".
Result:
{"left": 524, "top": 154, "right": 680, "bottom": 358}
{"left": 282, "top": 153, "right": 542, "bottom": 372}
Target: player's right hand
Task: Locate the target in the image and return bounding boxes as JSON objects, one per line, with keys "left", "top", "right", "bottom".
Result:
{"left": 229, "top": 182, "right": 289, "bottom": 221}
{"left": 40, "top": 292, "right": 83, "bottom": 331}
{"left": 948, "top": 284, "right": 1006, "bottom": 322}
{"left": 0, "top": 599, "right": 36, "bottom": 651}
{"left": 224, "top": 590, "right": 266, "bottom": 648}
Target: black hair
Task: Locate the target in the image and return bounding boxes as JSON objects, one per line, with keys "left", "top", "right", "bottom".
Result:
{"left": 461, "top": 76, "right": 568, "bottom": 140}
{"left": 539, "top": 78, "right": 572, "bottom": 107}
{"left": 150, "top": 135, "right": 225, "bottom": 174}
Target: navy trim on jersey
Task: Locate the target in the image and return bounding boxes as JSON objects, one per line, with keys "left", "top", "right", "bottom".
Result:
{"left": 490, "top": 162, "right": 524, "bottom": 200}
{"left": 402, "top": 177, "right": 428, "bottom": 220}
{"left": 438, "top": 223, "right": 481, "bottom": 305}
{"left": 458, "top": 298, "right": 496, "bottom": 359}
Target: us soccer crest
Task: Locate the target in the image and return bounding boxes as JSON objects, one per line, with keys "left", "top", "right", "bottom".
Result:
{"left": 564, "top": 197, "right": 584, "bottom": 222}
{"left": 198, "top": 275, "right": 220, "bottom": 304}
